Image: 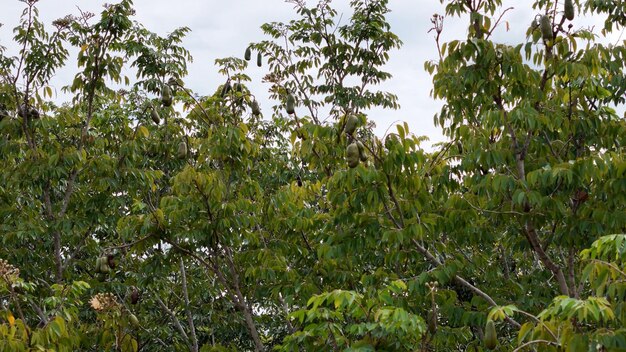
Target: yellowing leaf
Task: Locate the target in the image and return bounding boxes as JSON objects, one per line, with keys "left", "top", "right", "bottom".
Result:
{"left": 138, "top": 125, "right": 149, "bottom": 138}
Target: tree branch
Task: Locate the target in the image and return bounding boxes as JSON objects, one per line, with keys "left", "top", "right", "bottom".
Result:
{"left": 179, "top": 259, "right": 198, "bottom": 352}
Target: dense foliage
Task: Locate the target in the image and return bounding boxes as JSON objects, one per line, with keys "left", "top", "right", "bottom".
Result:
{"left": 1, "top": 0, "right": 625, "bottom": 351}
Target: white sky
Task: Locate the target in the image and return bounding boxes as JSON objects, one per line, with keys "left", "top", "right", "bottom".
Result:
{"left": 0, "top": 0, "right": 617, "bottom": 149}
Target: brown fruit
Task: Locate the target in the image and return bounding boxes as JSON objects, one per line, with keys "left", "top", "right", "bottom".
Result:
{"left": 107, "top": 254, "right": 116, "bottom": 269}
{"left": 130, "top": 288, "right": 140, "bottom": 305}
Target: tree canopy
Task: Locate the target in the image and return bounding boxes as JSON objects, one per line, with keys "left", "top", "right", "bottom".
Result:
{"left": 1, "top": 0, "right": 625, "bottom": 351}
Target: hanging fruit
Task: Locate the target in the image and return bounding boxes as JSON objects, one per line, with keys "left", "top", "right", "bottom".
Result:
{"left": 540, "top": 15, "right": 553, "bottom": 42}
{"left": 484, "top": 320, "right": 497, "bottom": 350}
{"left": 564, "top": 0, "right": 575, "bottom": 21}
{"left": 251, "top": 100, "right": 261, "bottom": 116}
{"left": 150, "top": 107, "right": 161, "bottom": 125}
{"left": 344, "top": 114, "right": 358, "bottom": 135}
{"left": 221, "top": 81, "right": 231, "bottom": 97}
{"left": 346, "top": 143, "right": 360, "bottom": 168}
{"left": 177, "top": 141, "right": 188, "bottom": 159}
{"left": 161, "top": 84, "right": 172, "bottom": 107}
{"left": 286, "top": 93, "right": 295, "bottom": 115}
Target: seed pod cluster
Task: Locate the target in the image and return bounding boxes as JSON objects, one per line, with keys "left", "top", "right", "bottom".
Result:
{"left": 89, "top": 292, "right": 120, "bottom": 312}
{"left": 95, "top": 255, "right": 112, "bottom": 274}
{"left": 0, "top": 259, "right": 20, "bottom": 284}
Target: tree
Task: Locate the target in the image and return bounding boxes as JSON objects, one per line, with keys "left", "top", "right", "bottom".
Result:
{"left": 1, "top": 0, "right": 625, "bottom": 351}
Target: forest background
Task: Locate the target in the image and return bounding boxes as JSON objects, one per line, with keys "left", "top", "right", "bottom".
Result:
{"left": 1, "top": 0, "right": 626, "bottom": 351}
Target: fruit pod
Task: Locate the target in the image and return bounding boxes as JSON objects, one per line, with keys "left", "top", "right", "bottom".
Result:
{"left": 99, "top": 256, "right": 111, "bottom": 273}
{"left": 150, "top": 107, "right": 160, "bottom": 125}
{"left": 129, "top": 313, "right": 140, "bottom": 327}
{"left": 540, "top": 15, "right": 553, "bottom": 42}
{"left": 95, "top": 257, "right": 102, "bottom": 274}
{"left": 256, "top": 52, "right": 262, "bottom": 67}
{"left": 483, "top": 320, "right": 497, "bottom": 350}
{"left": 107, "top": 254, "right": 116, "bottom": 269}
{"left": 130, "top": 288, "right": 140, "bottom": 305}
{"left": 344, "top": 114, "right": 358, "bottom": 135}
{"left": 346, "top": 143, "right": 360, "bottom": 168}
{"left": 161, "top": 85, "right": 173, "bottom": 107}
{"left": 285, "top": 93, "right": 296, "bottom": 115}
{"left": 244, "top": 47, "right": 252, "bottom": 61}
{"left": 357, "top": 141, "right": 368, "bottom": 162}
{"left": 251, "top": 100, "right": 261, "bottom": 116}
{"left": 564, "top": 0, "right": 575, "bottom": 21}
{"left": 177, "top": 141, "right": 188, "bottom": 159}
{"left": 221, "top": 81, "right": 231, "bottom": 97}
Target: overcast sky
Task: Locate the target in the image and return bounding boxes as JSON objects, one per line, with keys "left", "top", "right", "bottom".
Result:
{"left": 0, "top": 0, "right": 616, "bottom": 148}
